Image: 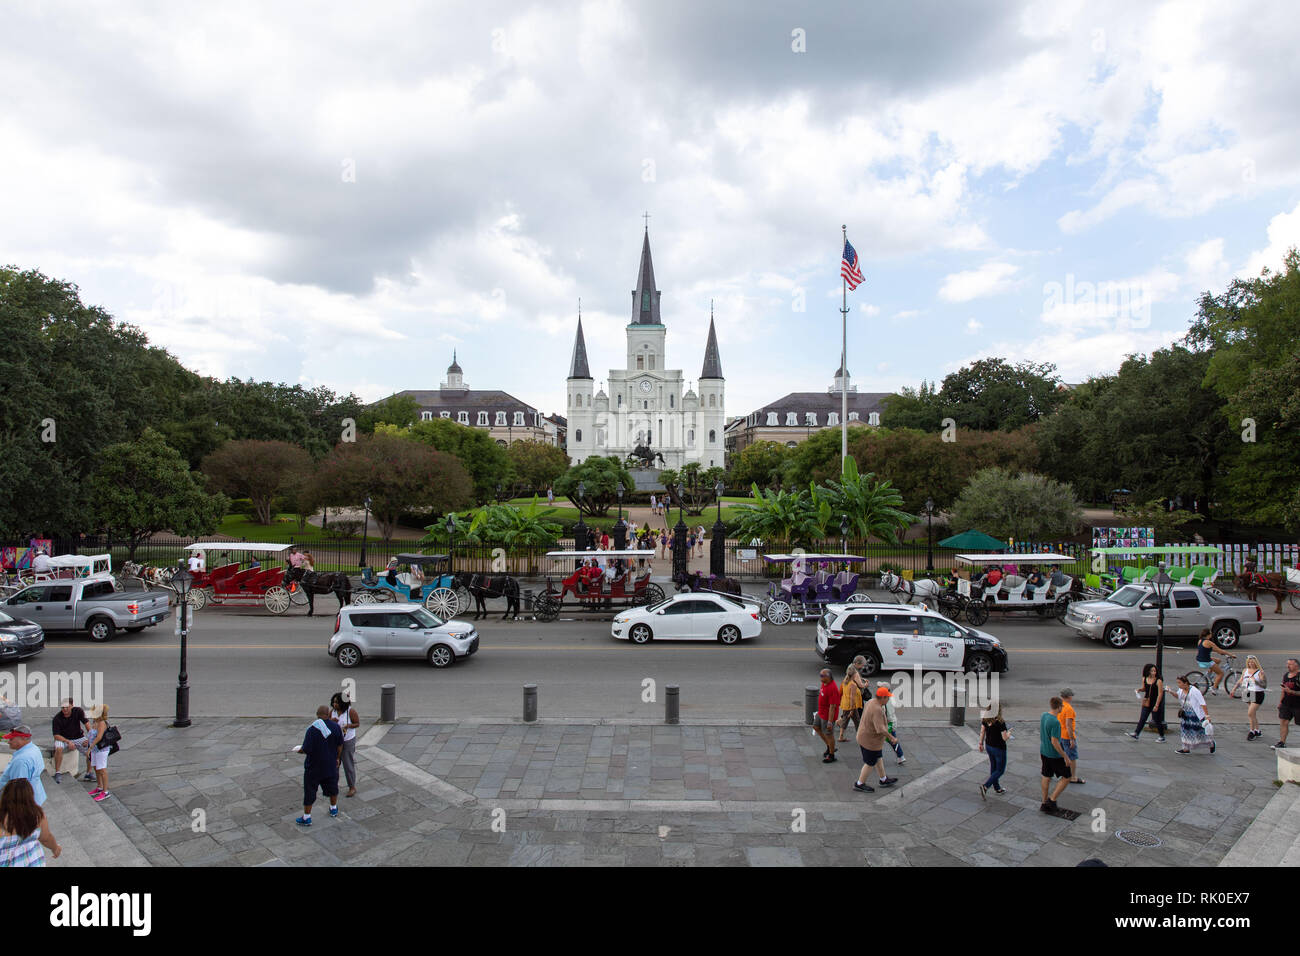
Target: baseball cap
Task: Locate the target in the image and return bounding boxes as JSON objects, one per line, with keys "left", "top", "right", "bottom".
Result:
{"left": 3, "top": 725, "right": 33, "bottom": 739}
{"left": 875, "top": 687, "right": 892, "bottom": 698}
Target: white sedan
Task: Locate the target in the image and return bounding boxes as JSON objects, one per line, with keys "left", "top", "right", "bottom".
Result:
{"left": 612, "top": 593, "right": 762, "bottom": 644}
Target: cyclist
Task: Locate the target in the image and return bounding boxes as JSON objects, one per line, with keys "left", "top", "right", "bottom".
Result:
{"left": 1195, "top": 628, "right": 1236, "bottom": 695}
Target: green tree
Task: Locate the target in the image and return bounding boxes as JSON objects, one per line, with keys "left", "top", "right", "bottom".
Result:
{"left": 200, "top": 440, "right": 313, "bottom": 525}
{"left": 455, "top": 498, "right": 563, "bottom": 547}
{"left": 818, "top": 457, "right": 913, "bottom": 544}
{"left": 506, "top": 440, "right": 570, "bottom": 496}
{"left": 879, "top": 381, "right": 943, "bottom": 431}
{"left": 731, "top": 484, "right": 830, "bottom": 546}
{"left": 949, "top": 468, "right": 1083, "bottom": 542}
{"left": 315, "top": 434, "right": 474, "bottom": 543}
{"left": 357, "top": 394, "right": 420, "bottom": 433}
{"left": 1116, "top": 498, "right": 1204, "bottom": 543}
{"left": 397, "top": 418, "right": 514, "bottom": 504}
{"left": 728, "top": 440, "right": 792, "bottom": 490}
{"left": 660, "top": 463, "right": 727, "bottom": 515}
{"left": 88, "top": 428, "right": 227, "bottom": 558}
{"left": 554, "top": 457, "right": 636, "bottom": 517}
{"left": 937, "top": 358, "right": 1064, "bottom": 431}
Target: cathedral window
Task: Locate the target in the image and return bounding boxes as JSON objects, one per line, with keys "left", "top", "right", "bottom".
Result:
{"left": 709, "top": 429, "right": 716, "bottom": 443}
{"left": 786, "top": 413, "right": 797, "bottom": 426}
{"left": 669, "top": 394, "right": 674, "bottom": 408}
{"left": 617, "top": 394, "right": 622, "bottom": 407}
{"left": 637, "top": 356, "right": 644, "bottom": 370}
{"left": 648, "top": 355, "right": 655, "bottom": 370}
{"left": 766, "top": 412, "right": 777, "bottom": 426}
{"left": 478, "top": 412, "right": 489, "bottom": 426}
{"left": 709, "top": 394, "right": 716, "bottom": 407}
{"left": 496, "top": 412, "right": 506, "bottom": 426}
{"left": 643, "top": 401, "right": 648, "bottom": 410}
{"left": 575, "top": 429, "right": 582, "bottom": 443}
{"left": 688, "top": 429, "right": 695, "bottom": 444}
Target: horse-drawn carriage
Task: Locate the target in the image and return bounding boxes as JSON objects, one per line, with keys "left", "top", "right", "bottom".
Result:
{"left": 761, "top": 554, "right": 868, "bottom": 625}
{"left": 181, "top": 543, "right": 299, "bottom": 614}
{"left": 353, "top": 554, "right": 468, "bottom": 617}
{"left": 532, "top": 549, "right": 664, "bottom": 622}
{"left": 952, "top": 552, "right": 1077, "bottom": 626}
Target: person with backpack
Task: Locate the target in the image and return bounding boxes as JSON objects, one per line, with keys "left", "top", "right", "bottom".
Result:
{"left": 86, "top": 704, "right": 118, "bottom": 803}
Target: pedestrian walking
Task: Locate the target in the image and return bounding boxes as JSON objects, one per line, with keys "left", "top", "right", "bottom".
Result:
{"left": 86, "top": 705, "right": 115, "bottom": 802}
{"left": 1275, "top": 657, "right": 1300, "bottom": 749}
{"left": 1172, "top": 676, "right": 1215, "bottom": 754}
{"left": 813, "top": 669, "right": 840, "bottom": 763}
{"left": 599, "top": 529, "right": 610, "bottom": 551}
{"left": 0, "top": 726, "right": 46, "bottom": 807}
{"left": 0, "top": 779, "right": 60, "bottom": 866}
{"left": 50, "top": 698, "right": 91, "bottom": 784}
{"left": 658, "top": 530, "right": 667, "bottom": 558}
{"left": 1229, "top": 656, "right": 1267, "bottom": 741}
{"left": 296, "top": 706, "right": 343, "bottom": 826}
{"left": 1059, "top": 688, "right": 1083, "bottom": 784}
{"left": 329, "top": 692, "right": 360, "bottom": 797}
{"left": 853, "top": 690, "right": 899, "bottom": 792}
{"left": 836, "top": 664, "right": 863, "bottom": 740}
{"left": 877, "top": 685, "right": 905, "bottom": 764}
{"left": 1127, "top": 663, "right": 1168, "bottom": 742}
{"left": 649, "top": 493, "right": 657, "bottom": 515}
{"left": 686, "top": 531, "right": 696, "bottom": 559}
{"left": 978, "top": 704, "right": 1009, "bottom": 798}
{"left": 302, "top": 550, "right": 315, "bottom": 571}
{"left": 696, "top": 526, "right": 706, "bottom": 557}
{"left": 1039, "top": 697, "right": 1071, "bottom": 812}
{"left": 547, "top": 486, "right": 555, "bottom": 507}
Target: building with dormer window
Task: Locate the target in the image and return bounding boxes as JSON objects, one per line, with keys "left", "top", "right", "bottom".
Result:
{"left": 725, "top": 365, "right": 893, "bottom": 456}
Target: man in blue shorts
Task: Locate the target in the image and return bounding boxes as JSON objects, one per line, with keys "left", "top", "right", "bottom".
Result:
{"left": 296, "top": 706, "right": 343, "bottom": 827}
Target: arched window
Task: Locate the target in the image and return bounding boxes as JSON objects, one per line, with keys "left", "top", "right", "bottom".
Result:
{"left": 496, "top": 440, "right": 507, "bottom": 447}
{"left": 709, "top": 430, "right": 716, "bottom": 443}
{"left": 575, "top": 429, "right": 582, "bottom": 443}
{"left": 669, "top": 394, "right": 674, "bottom": 408}
{"left": 617, "top": 394, "right": 623, "bottom": 407}
{"left": 688, "top": 429, "right": 695, "bottom": 443}
{"left": 637, "top": 356, "right": 644, "bottom": 369}
{"left": 648, "top": 355, "right": 655, "bottom": 370}
{"left": 709, "top": 394, "right": 716, "bottom": 407}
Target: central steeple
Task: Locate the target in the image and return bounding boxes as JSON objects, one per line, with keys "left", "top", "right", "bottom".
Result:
{"left": 630, "top": 227, "right": 663, "bottom": 326}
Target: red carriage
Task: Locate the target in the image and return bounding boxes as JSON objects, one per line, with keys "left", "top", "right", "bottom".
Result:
{"left": 532, "top": 549, "right": 666, "bottom": 622}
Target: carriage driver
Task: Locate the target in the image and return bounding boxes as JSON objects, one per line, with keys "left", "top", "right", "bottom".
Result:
{"left": 384, "top": 556, "right": 399, "bottom": 587}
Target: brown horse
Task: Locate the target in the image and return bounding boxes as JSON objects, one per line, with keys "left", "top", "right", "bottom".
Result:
{"left": 1236, "top": 571, "right": 1287, "bottom": 614}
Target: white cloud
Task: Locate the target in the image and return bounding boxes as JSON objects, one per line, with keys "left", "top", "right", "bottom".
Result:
{"left": 966, "top": 318, "right": 983, "bottom": 333}
{"left": 939, "top": 263, "right": 1020, "bottom": 302}
{"left": 1241, "top": 200, "right": 1300, "bottom": 278}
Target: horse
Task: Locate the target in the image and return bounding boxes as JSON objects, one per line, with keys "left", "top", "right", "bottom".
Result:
{"left": 1235, "top": 570, "right": 1287, "bottom": 615}
{"left": 453, "top": 572, "right": 521, "bottom": 621}
{"left": 878, "top": 570, "right": 945, "bottom": 605}
{"left": 674, "top": 570, "right": 742, "bottom": 596}
{"left": 284, "top": 566, "right": 352, "bottom": 617}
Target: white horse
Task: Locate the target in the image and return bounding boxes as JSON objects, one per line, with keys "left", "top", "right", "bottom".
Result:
{"left": 878, "top": 571, "right": 945, "bottom": 604}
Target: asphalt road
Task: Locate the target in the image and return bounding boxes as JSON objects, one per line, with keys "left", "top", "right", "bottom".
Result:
{"left": 7, "top": 593, "right": 1299, "bottom": 725}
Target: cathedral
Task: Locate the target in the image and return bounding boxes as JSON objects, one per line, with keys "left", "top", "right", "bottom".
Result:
{"left": 566, "top": 227, "right": 726, "bottom": 470}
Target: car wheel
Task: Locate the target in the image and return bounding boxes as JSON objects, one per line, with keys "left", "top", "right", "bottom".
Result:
{"left": 1212, "top": 621, "right": 1240, "bottom": 648}
{"left": 966, "top": 651, "right": 993, "bottom": 674}
{"left": 856, "top": 649, "right": 882, "bottom": 678}
{"left": 87, "top": 618, "right": 115, "bottom": 642}
{"left": 335, "top": 644, "right": 362, "bottom": 668}
{"left": 629, "top": 623, "right": 653, "bottom": 644}
{"left": 1103, "top": 622, "right": 1132, "bottom": 648}
{"left": 717, "top": 624, "right": 742, "bottom": 645}
{"left": 427, "top": 644, "right": 456, "bottom": 668}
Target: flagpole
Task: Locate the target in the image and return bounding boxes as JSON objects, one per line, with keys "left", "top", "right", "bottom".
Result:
{"left": 840, "top": 224, "right": 848, "bottom": 475}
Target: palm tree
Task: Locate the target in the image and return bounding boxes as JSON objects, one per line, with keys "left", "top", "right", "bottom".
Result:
{"left": 820, "top": 458, "right": 913, "bottom": 544}
{"left": 732, "top": 483, "right": 830, "bottom": 547}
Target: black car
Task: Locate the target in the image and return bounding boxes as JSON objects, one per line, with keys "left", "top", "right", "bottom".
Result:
{"left": 0, "top": 609, "right": 45, "bottom": 661}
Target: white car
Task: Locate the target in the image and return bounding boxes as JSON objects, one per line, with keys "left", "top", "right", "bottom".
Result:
{"left": 330, "top": 604, "right": 478, "bottom": 668}
{"left": 612, "top": 593, "right": 762, "bottom": 644}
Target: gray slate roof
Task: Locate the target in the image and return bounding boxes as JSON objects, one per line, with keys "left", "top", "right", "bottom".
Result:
{"left": 748, "top": 391, "right": 892, "bottom": 420}
{"left": 394, "top": 389, "right": 540, "bottom": 416}
{"left": 568, "top": 316, "right": 592, "bottom": 379}
{"left": 631, "top": 230, "right": 662, "bottom": 325}
{"left": 700, "top": 316, "right": 723, "bottom": 379}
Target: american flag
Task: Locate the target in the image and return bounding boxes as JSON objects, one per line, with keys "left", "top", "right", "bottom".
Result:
{"left": 841, "top": 239, "right": 864, "bottom": 290}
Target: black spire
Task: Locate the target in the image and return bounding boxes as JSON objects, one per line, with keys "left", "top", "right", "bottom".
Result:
{"left": 700, "top": 305, "right": 723, "bottom": 379}
{"left": 568, "top": 313, "right": 591, "bottom": 380}
{"left": 630, "top": 228, "right": 662, "bottom": 325}
{"left": 448, "top": 350, "right": 462, "bottom": 374}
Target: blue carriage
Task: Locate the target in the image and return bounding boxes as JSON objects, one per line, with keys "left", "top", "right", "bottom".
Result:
{"left": 763, "top": 553, "right": 866, "bottom": 624}
{"left": 353, "top": 553, "right": 469, "bottom": 617}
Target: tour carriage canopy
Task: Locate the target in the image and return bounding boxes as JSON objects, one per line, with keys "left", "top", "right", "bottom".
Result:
{"left": 186, "top": 543, "right": 294, "bottom": 554}
{"left": 392, "top": 553, "right": 451, "bottom": 565}
{"left": 545, "top": 550, "right": 657, "bottom": 558}
{"left": 46, "top": 554, "right": 113, "bottom": 576}
{"left": 762, "top": 554, "right": 867, "bottom": 562}
{"left": 1089, "top": 546, "right": 1223, "bottom": 556}
{"left": 955, "top": 553, "right": 1075, "bottom": 564}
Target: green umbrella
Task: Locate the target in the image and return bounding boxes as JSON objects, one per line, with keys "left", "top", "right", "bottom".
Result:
{"left": 937, "top": 529, "right": 1007, "bottom": 551}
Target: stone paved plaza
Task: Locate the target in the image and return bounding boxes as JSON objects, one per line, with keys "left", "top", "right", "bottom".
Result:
{"left": 32, "top": 713, "right": 1299, "bottom": 867}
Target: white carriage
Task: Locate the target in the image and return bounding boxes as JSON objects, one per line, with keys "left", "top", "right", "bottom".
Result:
{"left": 955, "top": 552, "right": 1077, "bottom": 626}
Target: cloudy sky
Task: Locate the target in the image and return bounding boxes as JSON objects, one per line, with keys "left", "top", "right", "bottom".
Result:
{"left": 3, "top": 0, "right": 1299, "bottom": 419}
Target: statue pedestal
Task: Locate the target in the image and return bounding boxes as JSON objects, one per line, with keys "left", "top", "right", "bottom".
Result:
{"left": 628, "top": 469, "right": 664, "bottom": 492}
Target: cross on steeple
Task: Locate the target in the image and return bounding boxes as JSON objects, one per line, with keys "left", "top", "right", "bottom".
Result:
{"left": 642, "top": 211, "right": 651, "bottom": 231}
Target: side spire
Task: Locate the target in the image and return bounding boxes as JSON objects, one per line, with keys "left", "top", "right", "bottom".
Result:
{"left": 568, "top": 307, "right": 591, "bottom": 380}
{"left": 700, "top": 305, "right": 723, "bottom": 379}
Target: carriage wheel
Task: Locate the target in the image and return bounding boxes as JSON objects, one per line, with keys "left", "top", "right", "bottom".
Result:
{"left": 534, "top": 595, "right": 560, "bottom": 622}
{"left": 352, "top": 590, "right": 375, "bottom": 605}
{"left": 186, "top": 588, "right": 207, "bottom": 611}
{"left": 845, "top": 593, "right": 870, "bottom": 604}
{"left": 642, "top": 583, "right": 666, "bottom": 606}
{"left": 454, "top": 586, "right": 471, "bottom": 615}
{"left": 372, "top": 589, "right": 395, "bottom": 603}
{"left": 288, "top": 582, "right": 309, "bottom": 606}
{"left": 1053, "top": 594, "right": 1072, "bottom": 621}
{"left": 425, "top": 587, "right": 458, "bottom": 618}
{"left": 765, "top": 599, "right": 792, "bottom": 626}
{"left": 965, "top": 600, "right": 989, "bottom": 627}
{"left": 1290, "top": 591, "right": 1300, "bottom": 611}
{"left": 264, "top": 586, "right": 291, "bottom": 615}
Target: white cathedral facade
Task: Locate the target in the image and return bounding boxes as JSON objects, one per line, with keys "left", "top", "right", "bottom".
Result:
{"left": 566, "top": 229, "right": 726, "bottom": 470}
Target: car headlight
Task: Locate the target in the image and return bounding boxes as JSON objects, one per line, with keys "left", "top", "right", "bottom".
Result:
{"left": 1080, "top": 613, "right": 1100, "bottom": 624}
{"left": 445, "top": 631, "right": 468, "bottom": 639}
{"left": 613, "top": 617, "right": 628, "bottom": 624}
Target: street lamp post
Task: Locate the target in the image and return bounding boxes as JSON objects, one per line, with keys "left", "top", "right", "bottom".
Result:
{"left": 573, "top": 481, "right": 588, "bottom": 551}
{"left": 1153, "top": 561, "right": 1173, "bottom": 681}
{"left": 613, "top": 483, "right": 627, "bottom": 550}
{"left": 840, "top": 515, "right": 849, "bottom": 557}
{"left": 445, "top": 513, "right": 456, "bottom": 576}
{"left": 710, "top": 478, "right": 726, "bottom": 577}
{"left": 925, "top": 497, "right": 935, "bottom": 573}
{"left": 172, "top": 562, "right": 192, "bottom": 728}
{"left": 359, "top": 496, "right": 372, "bottom": 569}
{"left": 672, "top": 482, "right": 688, "bottom": 581}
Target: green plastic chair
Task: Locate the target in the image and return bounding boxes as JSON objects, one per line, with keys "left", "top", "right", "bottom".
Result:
{"left": 1121, "top": 566, "right": 1142, "bottom": 584}
{"left": 1084, "top": 573, "right": 1102, "bottom": 590}
{"left": 1187, "top": 565, "right": 1218, "bottom": 587}
{"left": 1167, "top": 566, "right": 1191, "bottom": 583}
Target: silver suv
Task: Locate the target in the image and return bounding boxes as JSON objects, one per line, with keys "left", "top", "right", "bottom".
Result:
{"left": 330, "top": 604, "right": 478, "bottom": 668}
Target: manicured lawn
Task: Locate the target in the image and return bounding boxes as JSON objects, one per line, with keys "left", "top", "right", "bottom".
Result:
{"left": 215, "top": 514, "right": 424, "bottom": 542}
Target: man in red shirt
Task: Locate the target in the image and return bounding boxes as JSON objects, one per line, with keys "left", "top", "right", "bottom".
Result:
{"left": 814, "top": 669, "right": 840, "bottom": 763}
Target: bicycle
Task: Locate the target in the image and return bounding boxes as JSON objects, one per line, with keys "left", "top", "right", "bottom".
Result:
{"left": 1183, "top": 654, "right": 1241, "bottom": 699}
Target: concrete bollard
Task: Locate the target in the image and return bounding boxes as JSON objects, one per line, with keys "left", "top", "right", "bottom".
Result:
{"left": 380, "top": 683, "right": 396, "bottom": 722}
{"left": 949, "top": 685, "right": 966, "bottom": 727}
{"left": 804, "top": 686, "right": 818, "bottom": 725}
{"left": 523, "top": 683, "right": 538, "bottom": 723}
{"left": 665, "top": 684, "right": 680, "bottom": 724}
{"left": 523, "top": 588, "right": 534, "bottom": 611}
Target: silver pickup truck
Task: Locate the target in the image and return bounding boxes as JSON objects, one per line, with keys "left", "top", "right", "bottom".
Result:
{"left": 2, "top": 577, "right": 171, "bottom": 641}
{"left": 1063, "top": 583, "right": 1262, "bottom": 649}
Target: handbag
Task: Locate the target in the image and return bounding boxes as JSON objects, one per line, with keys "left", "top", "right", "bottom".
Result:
{"left": 98, "top": 725, "right": 122, "bottom": 751}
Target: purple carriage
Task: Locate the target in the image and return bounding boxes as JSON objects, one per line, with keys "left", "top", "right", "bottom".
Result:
{"left": 763, "top": 553, "right": 866, "bottom": 623}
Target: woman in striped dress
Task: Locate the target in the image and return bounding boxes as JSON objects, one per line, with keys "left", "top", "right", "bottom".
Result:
{"left": 1173, "top": 676, "right": 1216, "bottom": 755}
{"left": 0, "top": 778, "right": 61, "bottom": 866}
